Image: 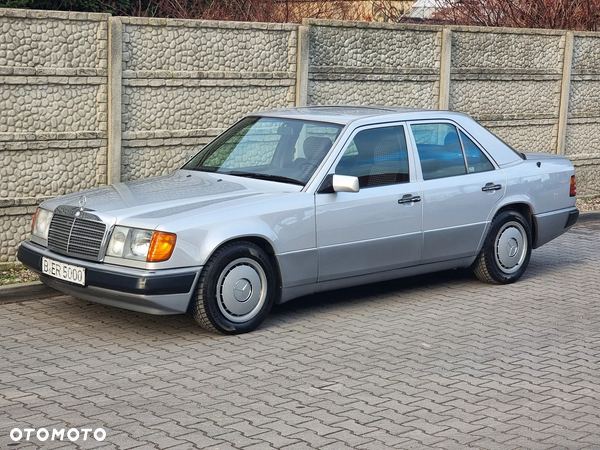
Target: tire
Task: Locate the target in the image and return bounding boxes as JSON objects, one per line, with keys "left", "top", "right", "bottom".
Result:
{"left": 473, "top": 210, "right": 532, "bottom": 285}
{"left": 190, "top": 241, "right": 276, "bottom": 334}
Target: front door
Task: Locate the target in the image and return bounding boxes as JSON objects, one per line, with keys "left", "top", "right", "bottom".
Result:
{"left": 315, "top": 124, "right": 423, "bottom": 282}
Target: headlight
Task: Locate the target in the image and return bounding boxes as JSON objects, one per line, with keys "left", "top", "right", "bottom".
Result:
{"left": 107, "top": 227, "right": 127, "bottom": 257}
{"left": 130, "top": 229, "right": 153, "bottom": 257}
{"left": 107, "top": 226, "right": 176, "bottom": 262}
{"left": 31, "top": 207, "right": 54, "bottom": 241}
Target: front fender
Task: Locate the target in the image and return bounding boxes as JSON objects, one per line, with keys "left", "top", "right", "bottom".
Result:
{"left": 196, "top": 218, "right": 281, "bottom": 265}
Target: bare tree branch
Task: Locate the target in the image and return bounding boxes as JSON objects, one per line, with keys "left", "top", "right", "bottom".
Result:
{"left": 435, "top": 0, "right": 600, "bottom": 31}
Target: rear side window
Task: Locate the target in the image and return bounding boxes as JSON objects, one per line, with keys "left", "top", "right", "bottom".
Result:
{"left": 460, "top": 131, "right": 494, "bottom": 173}
{"left": 411, "top": 123, "right": 495, "bottom": 180}
{"left": 335, "top": 126, "right": 409, "bottom": 188}
{"left": 411, "top": 123, "right": 467, "bottom": 180}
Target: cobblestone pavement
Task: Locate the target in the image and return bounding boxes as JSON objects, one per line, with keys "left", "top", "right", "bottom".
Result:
{"left": 1, "top": 222, "right": 599, "bottom": 450}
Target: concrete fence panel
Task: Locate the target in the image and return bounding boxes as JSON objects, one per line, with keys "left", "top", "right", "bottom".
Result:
{"left": 119, "top": 18, "right": 299, "bottom": 181}
{"left": 566, "top": 34, "right": 600, "bottom": 196}
{"left": 0, "top": 9, "right": 109, "bottom": 264}
{"left": 449, "top": 28, "right": 565, "bottom": 155}
{"left": 305, "top": 19, "right": 442, "bottom": 109}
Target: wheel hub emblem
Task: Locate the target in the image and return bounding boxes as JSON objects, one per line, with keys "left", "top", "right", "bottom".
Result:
{"left": 233, "top": 279, "right": 252, "bottom": 302}
{"left": 507, "top": 239, "right": 519, "bottom": 258}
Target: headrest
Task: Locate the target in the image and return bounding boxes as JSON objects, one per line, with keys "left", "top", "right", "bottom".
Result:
{"left": 444, "top": 132, "right": 460, "bottom": 146}
{"left": 304, "top": 136, "right": 333, "bottom": 161}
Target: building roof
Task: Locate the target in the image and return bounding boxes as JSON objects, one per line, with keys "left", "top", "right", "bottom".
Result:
{"left": 407, "top": 0, "right": 452, "bottom": 18}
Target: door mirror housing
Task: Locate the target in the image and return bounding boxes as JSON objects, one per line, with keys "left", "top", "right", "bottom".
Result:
{"left": 332, "top": 174, "right": 359, "bottom": 193}
{"left": 318, "top": 174, "right": 360, "bottom": 193}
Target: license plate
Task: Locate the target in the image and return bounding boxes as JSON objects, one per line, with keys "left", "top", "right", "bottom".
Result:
{"left": 42, "top": 257, "right": 86, "bottom": 286}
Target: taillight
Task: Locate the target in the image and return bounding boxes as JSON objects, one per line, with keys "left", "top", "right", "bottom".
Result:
{"left": 570, "top": 175, "right": 576, "bottom": 197}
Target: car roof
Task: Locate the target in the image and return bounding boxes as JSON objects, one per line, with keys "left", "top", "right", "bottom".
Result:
{"left": 251, "top": 105, "right": 470, "bottom": 125}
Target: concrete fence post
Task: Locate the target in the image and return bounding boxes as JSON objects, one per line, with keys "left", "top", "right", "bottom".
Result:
{"left": 557, "top": 31, "right": 574, "bottom": 156}
{"left": 108, "top": 17, "right": 122, "bottom": 183}
{"left": 438, "top": 27, "right": 452, "bottom": 111}
{"left": 296, "top": 25, "right": 309, "bottom": 107}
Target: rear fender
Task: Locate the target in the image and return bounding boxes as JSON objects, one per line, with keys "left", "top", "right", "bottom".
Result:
{"left": 476, "top": 196, "right": 536, "bottom": 254}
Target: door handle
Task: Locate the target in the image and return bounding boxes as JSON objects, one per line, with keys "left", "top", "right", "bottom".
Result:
{"left": 398, "top": 194, "right": 421, "bottom": 204}
{"left": 482, "top": 183, "right": 502, "bottom": 192}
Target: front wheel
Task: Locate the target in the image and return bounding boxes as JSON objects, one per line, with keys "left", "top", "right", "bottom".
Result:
{"left": 190, "top": 241, "right": 276, "bottom": 334}
{"left": 473, "top": 210, "right": 532, "bottom": 284}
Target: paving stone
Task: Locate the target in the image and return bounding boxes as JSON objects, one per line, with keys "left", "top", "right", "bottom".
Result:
{"left": 1, "top": 223, "right": 599, "bottom": 448}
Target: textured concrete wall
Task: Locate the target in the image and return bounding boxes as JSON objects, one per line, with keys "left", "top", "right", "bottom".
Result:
{"left": 0, "top": 11, "right": 298, "bottom": 265}
{"left": 306, "top": 21, "right": 564, "bottom": 155}
{"left": 449, "top": 28, "right": 564, "bottom": 156}
{"left": 2, "top": 13, "right": 600, "bottom": 265}
{"left": 304, "top": 20, "right": 600, "bottom": 197}
{"left": 119, "top": 18, "right": 298, "bottom": 181}
{"left": 306, "top": 20, "right": 441, "bottom": 108}
{"left": 0, "top": 9, "right": 109, "bottom": 264}
{"left": 566, "top": 33, "right": 600, "bottom": 196}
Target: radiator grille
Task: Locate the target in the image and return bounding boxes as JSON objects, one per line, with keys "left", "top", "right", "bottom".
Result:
{"left": 48, "top": 215, "right": 107, "bottom": 261}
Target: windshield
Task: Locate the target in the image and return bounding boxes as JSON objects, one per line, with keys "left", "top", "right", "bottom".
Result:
{"left": 183, "top": 117, "right": 344, "bottom": 185}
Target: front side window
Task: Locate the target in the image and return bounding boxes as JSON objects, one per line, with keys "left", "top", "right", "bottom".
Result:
{"left": 335, "top": 125, "right": 410, "bottom": 188}
{"left": 183, "top": 117, "right": 344, "bottom": 185}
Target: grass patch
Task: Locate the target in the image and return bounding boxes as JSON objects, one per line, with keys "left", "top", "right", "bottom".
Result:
{"left": 0, "top": 267, "right": 39, "bottom": 286}
{"left": 576, "top": 196, "right": 600, "bottom": 212}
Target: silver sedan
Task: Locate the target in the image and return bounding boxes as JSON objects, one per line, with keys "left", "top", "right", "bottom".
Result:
{"left": 19, "top": 106, "right": 579, "bottom": 334}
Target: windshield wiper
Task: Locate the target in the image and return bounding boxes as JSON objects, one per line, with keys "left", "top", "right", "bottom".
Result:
{"left": 223, "top": 171, "right": 304, "bottom": 186}
{"left": 184, "top": 165, "right": 218, "bottom": 173}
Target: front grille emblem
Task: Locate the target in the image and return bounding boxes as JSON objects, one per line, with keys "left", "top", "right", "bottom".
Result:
{"left": 76, "top": 195, "right": 87, "bottom": 217}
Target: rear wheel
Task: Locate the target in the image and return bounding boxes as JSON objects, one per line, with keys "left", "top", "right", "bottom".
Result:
{"left": 190, "top": 241, "right": 276, "bottom": 334}
{"left": 473, "top": 210, "right": 532, "bottom": 284}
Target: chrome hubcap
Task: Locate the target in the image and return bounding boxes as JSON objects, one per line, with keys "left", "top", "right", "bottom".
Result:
{"left": 494, "top": 221, "right": 527, "bottom": 274}
{"left": 217, "top": 258, "right": 267, "bottom": 323}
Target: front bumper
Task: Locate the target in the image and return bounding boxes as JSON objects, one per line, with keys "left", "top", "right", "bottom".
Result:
{"left": 18, "top": 241, "right": 201, "bottom": 315}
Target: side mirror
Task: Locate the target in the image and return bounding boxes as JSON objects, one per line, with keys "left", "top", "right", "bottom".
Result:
{"left": 332, "top": 174, "right": 359, "bottom": 193}
{"left": 317, "top": 174, "right": 360, "bottom": 193}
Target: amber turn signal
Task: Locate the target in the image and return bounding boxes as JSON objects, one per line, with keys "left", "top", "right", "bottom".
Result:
{"left": 570, "top": 175, "right": 577, "bottom": 197}
{"left": 31, "top": 207, "right": 39, "bottom": 234}
{"left": 147, "top": 231, "right": 177, "bottom": 262}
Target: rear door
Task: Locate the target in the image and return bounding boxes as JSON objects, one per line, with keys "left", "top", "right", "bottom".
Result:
{"left": 315, "top": 123, "right": 423, "bottom": 281}
{"left": 408, "top": 121, "right": 506, "bottom": 264}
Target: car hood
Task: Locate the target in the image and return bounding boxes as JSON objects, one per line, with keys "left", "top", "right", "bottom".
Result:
{"left": 41, "top": 170, "right": 301, "bottom": 223}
